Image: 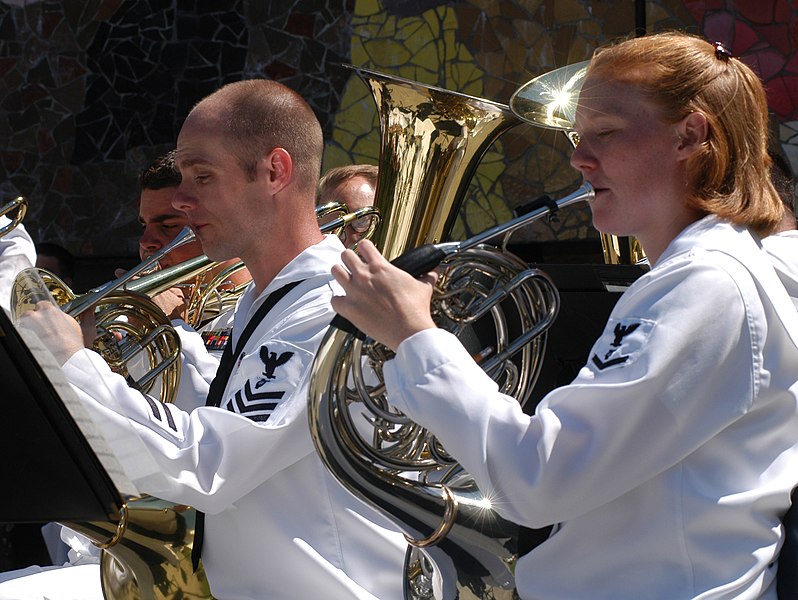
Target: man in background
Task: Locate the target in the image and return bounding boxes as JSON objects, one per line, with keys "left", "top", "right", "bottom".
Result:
{"left": 317, "top": 163, "right": 378, "bottom": 248}
{"left": 137, "top": 149, "right": 250, "bottom": 332}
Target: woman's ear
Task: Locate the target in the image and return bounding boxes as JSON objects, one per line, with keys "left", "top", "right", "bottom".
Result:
{"left": 675, "top": 112, "right": 709, "bottom": 158}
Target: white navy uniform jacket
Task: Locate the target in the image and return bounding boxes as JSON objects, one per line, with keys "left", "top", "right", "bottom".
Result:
{"left": 384, "top": 215, "right": 798, "bottom": 599}
{"left": 62, "top": 235, "right": 407, "bottom": 600}
{"left": 171, "top": 318, "right": 223, "bottom": 410}
{"left": 763, "top": 229, "right": 798, "bottom": 309}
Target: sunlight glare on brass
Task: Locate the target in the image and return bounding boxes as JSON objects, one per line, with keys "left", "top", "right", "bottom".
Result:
{"left": 509, "top": 60, "right": 590, "bottom": 130}
{"left": 476, "top": 496, "right": 493, "bottom": 511}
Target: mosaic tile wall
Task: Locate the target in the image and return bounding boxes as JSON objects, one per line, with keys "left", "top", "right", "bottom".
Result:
{"left": 0, "top": 0, "right": 795, "bottom": 287}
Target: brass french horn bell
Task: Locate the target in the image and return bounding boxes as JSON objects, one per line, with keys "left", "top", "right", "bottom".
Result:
{"left": 10, "top": 227, "right": 217, "bottom": 600}
{"left": 11, "top": 228, "right": 198, "bottom": 403}
{"left": 509, "top": 61, "right": 646, "bottom": 265}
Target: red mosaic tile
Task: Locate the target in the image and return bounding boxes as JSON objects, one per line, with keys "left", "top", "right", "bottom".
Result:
{"left": 759, "top": 23, "right": 791, "bottom": 55}
{"left": 733, "top": 20, "right": 761, "bottom": 54}
{"left": 683, "top": 0, "right": 725, "bottom": 24}
{"left": 765, "top": 75, "right": 798, "bottom": 119}
{"left": 736, "top": 0, "right": 776, "bottom": 25}
{"left": 751, "top": 48, "right": 787, "bottom": 80}
{"left": 704, "top": 10, "right": 735, "bottom": 46}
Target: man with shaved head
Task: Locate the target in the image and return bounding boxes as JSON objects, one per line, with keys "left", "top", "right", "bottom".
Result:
{"left": 22, "top": 79, "right": 406, "bottom": 600}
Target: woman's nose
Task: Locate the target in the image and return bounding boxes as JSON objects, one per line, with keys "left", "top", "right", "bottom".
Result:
{"left": 569, "top": 139, "right": 596, "bottom": 173}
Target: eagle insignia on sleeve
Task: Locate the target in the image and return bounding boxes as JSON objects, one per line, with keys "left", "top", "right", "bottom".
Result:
{"left": 259, "top": 345, "right": 294, "bottom": 380}
{"left": 590, "top": 318, "right": 654, "bottom": 371}
{"left": 224, "top": 341, "right": 305, "bottom": 423}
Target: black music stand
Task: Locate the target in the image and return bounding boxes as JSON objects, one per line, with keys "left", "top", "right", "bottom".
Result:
{"left": 0, "top": 308, "right": 125, "bottom": 524}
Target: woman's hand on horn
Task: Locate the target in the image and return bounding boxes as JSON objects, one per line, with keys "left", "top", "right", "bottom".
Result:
{"left": 331, "top": 240, "right": 438, "bottom": 351}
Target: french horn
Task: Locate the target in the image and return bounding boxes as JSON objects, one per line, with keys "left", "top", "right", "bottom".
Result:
{"left": 309, "top": 186, "right": 593, "bottom": 600}
{"left": 308, "top": 65, "right": 594, "bottom": 598}
{"left": 0, "top": 195, "right": 27, "bottom": 238}
{"left": 10, "top": 228, "right": 198, "bottom": 404}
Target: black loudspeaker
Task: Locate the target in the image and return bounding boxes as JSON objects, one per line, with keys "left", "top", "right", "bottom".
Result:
{"left": 524, "top": 263, "right": 647, "bottom": 411}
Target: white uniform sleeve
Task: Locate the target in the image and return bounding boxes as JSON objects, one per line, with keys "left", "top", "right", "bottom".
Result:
{"left": 172, "top": 320, "right": 219, "bottom": 411}
{"left": 0, "top": 220, "right": 36, "bottom": 312}
{"left": 62, "top": 298, "right": 332, "bottom": 515}
{"left": 384, "top": 258, "right": 756, "bottom": 528}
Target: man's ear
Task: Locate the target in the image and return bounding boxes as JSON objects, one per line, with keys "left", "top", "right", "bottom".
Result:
{"left": 262, "top": 147, "right": 293, "bottom": 193}
{"left": 675, "top": 111, "right": 709, "bottom": 158}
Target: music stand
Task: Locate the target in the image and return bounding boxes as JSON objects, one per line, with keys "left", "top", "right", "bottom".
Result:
{"left": 0, "top": 307, "right": 127, "bottom": 524}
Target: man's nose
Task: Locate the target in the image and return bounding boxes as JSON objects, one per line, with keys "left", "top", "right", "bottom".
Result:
{"left": 171, "top": 187, "right": 196, "bottom": 212}
{"left": 139, "top": 228, "right": 163, "bottom": 255}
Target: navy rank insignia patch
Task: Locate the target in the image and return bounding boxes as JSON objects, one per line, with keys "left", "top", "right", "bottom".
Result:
{"left": 590, "top": 318, "right": 654, "bottom": 371}
{"left": 224, "top": 380, "right": 284, "bottom": 422}
{"left": 225, "top": 341, "right": 305, "bottom": 423}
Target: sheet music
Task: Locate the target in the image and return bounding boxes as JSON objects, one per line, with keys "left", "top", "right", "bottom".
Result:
{"left": 16, "top": 325, "right": 140, "bottom": 498}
